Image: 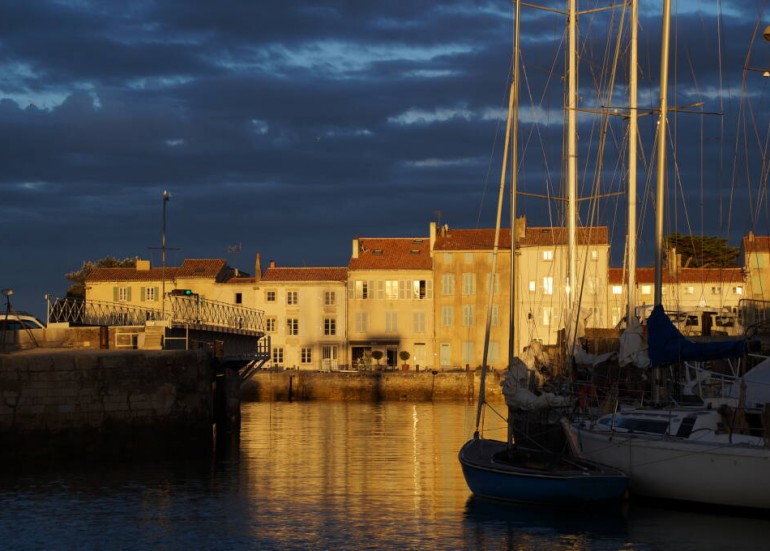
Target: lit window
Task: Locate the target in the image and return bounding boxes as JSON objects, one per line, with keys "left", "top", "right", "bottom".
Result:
{"left": 590, "top": 249, "right": 599, "bottom": 260}
{"left": 641, "top": 285, "right": 652, "bottom": 295}
{"left": 543, "top": 307, "right": 552, "bottom": 326}
{"left": 529, "top": 281, "right": 536, "bottom": 293}
{"left": 543, "top": 277, "right": 554, "bottom": 295}
{"left": 734, "top": 286, "right": 743, "bottom": 295}
{"left": 355, "top": 281, "right": 369, "bottom": 299}
{"left": 385, "top": 280, "right": 399, "bottom": 300}
{"left": 612, "top": 285, "right": 622, "bottom": 295}
{"left": 685, "top": 286, "right": 694, "bottom": 295}
{"left": 543, "top": 250, "right": 554, "bottom": 261}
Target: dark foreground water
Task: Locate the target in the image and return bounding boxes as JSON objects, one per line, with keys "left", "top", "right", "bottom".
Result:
{"left": 1, "top": 402, "right": 768, "bottom": 550}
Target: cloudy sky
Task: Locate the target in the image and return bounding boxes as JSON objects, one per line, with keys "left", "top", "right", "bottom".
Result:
{"left": 1, "top": 0, "right": 769, "bottom": 318}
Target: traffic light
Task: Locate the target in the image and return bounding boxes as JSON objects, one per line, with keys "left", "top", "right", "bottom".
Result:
{"left": 170, "top": 289, "right": 197, "bottom": 297}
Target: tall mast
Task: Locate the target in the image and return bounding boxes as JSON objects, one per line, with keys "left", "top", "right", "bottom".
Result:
{"left": 654, "top": 0, "right": 671, "bottom": 307}
{"left": 567, "top": 0, "right": 578, "bottom": 348}
{"left": 509, "top": 0, "right": 522, "bottom": 362}
{"left": 627, "top": 0, "right": 638, "bottom": 321}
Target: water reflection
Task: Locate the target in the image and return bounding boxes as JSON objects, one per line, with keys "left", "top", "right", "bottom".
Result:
{"left": 0, "top": 402, "right": 767, "bottom": 550}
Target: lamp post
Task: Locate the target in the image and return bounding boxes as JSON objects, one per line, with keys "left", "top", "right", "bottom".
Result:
{"left": 161, "top": 190, "right": 170, "bottom": 319}
{"left": 1, "top": 288, "right": 13, "bottom": 352}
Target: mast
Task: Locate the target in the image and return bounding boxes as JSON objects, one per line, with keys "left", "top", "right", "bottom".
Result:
{"left": 509, "top": 0, "right": 522, "bottom": 364}
{"left": 627, "top": 0, "right": 638, "bottom": 321}
{"left": 566, "top": 0, "right": 578, "bottom": 351}
{"left": 654, "top": 0, "right": 671, "bottom": 307}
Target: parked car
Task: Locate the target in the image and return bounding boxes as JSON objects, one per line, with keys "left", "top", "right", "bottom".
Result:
{"left": 0, "top": 311, "right": 46, "bottom": 330}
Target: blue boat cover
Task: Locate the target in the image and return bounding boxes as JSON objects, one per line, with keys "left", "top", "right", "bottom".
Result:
{"left": 647, "top": 304, "right": 745, "bottom": 366}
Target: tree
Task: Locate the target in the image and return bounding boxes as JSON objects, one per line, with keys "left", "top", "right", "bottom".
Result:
{"left": 371, "top": 350, "right": 384, "bottom": 366}
{"left": 664, "top": 233, "right": 739, "bottom": 269}
{"left": 65, "top": 256, "right": 136, "bottom": 298}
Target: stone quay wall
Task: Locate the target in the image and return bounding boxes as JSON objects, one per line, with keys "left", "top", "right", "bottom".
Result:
{"left": 0, "top": 349, "right": 214, "bottom": 461}
{"left": 241, "top": 369, "right": 506, "bottom": 403}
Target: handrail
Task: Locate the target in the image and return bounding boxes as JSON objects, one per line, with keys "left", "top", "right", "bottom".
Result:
{"left": 50, "top": 296, "right": 265, "bottom": 333}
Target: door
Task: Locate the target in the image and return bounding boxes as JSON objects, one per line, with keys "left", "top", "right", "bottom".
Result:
{"left": 322, "top": 345, "right": 339, "bottom": 371}
{"left": 439, "top": 343, "right": 451, "bottom": 369}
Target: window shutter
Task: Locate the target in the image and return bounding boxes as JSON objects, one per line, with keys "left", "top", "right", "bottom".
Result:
{"left": 154, "top": 287, "right": 160, "bottom": 301}
{"left": 140, "top": 287, "right": 146, "bottom": 301}
{"left": 113, "top": 287, "right": 118, "bottom": 301}
{"left": 127, "top": 287, "right": 132, "bottom": 301}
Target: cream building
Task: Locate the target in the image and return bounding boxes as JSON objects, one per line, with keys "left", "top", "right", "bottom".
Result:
{"left": 431, "top": 219, "right": 610, "bottom": 367}
{"left": 256, "top": 263, "right": 348, "bottom": 370}
{"left": 347, "top": 236, "right": 434, "bottom": 370}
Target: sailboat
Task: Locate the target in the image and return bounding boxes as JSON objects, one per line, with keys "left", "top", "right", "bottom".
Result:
{"left": 570, "top": 0, "right": 770, "bottom": 510}
{"left": 458, "top": 0, "right": 629, "bottom": 506}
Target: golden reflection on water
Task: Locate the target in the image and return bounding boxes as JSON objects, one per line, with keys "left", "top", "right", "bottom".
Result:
{"left": 236, "top": 402, "right": 770, "bottom": 551}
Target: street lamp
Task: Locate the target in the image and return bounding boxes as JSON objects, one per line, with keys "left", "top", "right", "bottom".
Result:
{"left": 162, "top": 190, "right": 170, "bottom": 319}
{"left": 1, "top": 289, "right": 13, "bottom": 352}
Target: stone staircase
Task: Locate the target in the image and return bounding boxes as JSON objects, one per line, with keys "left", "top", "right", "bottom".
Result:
{"left": 142, "top": 326, "right": 165, "bottom": 350}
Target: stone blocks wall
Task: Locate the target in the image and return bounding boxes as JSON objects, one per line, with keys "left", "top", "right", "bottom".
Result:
{"left": 242, "top": 369, "right": 506, "bottom": 403}
{"left": 0, "top": 350, "right": 213, "bottom": 460}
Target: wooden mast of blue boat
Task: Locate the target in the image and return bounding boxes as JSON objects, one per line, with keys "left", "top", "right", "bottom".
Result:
{"left": 472, "top": 0, "right": 519, "bottom": 438}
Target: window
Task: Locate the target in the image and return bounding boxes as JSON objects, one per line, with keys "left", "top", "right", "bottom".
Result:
{"left": 266, "top": 290, "right": 276, "bottom": 302}
{"left": 590, "top": 249, "right": 599, "bottom": 260}
{"left": 287, "top": 318, "right": 299, "bottom": 335}
{"left": 413, "top": 311, "right": 426, "bottom": 333}
{"left": 491, "top": 305, "right": 500, "bottom": 327}
{"left": 272, "top": 347, "right": 284, "bottom": 364}
{"left": 612, "top": 285, "right": 622, "bottom": 295}
{"left": 324, "top": 317, "right": 336, "bottom": 336}
{"left": 685, "top": 286, "right": 694, "bottom": 295}
{"left": 441, "top": 273, "right": 455, "bottom": 295}
{"left": 355, "top": 312, "right": 368, "bottom": 332}
{"left": 443, "top": 253, "right": 452, "bottom": 263}
{"left": 543, "top": 307, "right": 552, "bottom": 326}
{"left": 543, "top": 250, "right": 554, "bottom": 261}
{"left": 587, "top": 276, "right": 598, "bottom": 295}
{"left": 464, "top": 253, "right": 473, "bottom": 264}
{"left": 488, "top": 341, "right": 500, "bottom": 363}
{"left": 324, "top": 291, "right": 336, "bottom": 305}
{"left": 301, "top": 347, "right": 312, "bottom": 364}
{"left": 711, "top": 286, "right": 722, "bottom": 295}
{"left": 529, "top": 281, "right": 536, "bottom": 293}
{"left": 235, "top": 292, "right": 243, "bottom": 304}
{"left": 734, "top": 286, "right": 744, "bottom": 295}
{"left": 117, "top": 286, "right": 130, "bottom": 302}
{"left": 543, "top": 277, "right": 554, "bottom": 295}
{"left": 385, "top": 280, "right": 399, "bottom": 300}
{"left": 441, "top": 306, "right": 454, "bottom": 327}
{"left": 355, "top": 281, "right": 369, "bottom": 299}
{"left": 266, "top": 317, "right": 277, "bottom": 332}
{"left": 462, "top": 273, "right": 476, "bottom": 296}
{"left": 385, "top": 311, "right": 398, "bottom": 333}
{"left": 413, "top": 280, "right": 430, "bottom": 299}
{"left": 641, "top": 285, "right": 652, "bottom": 295}
{"left": 143, "top": 287, "right": 157, "bottom": 302}
{"left": 462, "top": 305, "right": 474, "bottom": 327}
{"left": 611, "top": 307, "right": 622, "bottom": 327}
{"left": 287, "top": 291, "right": 298, "bottom": 305}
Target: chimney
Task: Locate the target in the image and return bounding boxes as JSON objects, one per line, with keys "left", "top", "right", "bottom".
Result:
{"left": 255, "top": 253, "right": 262, "bottom": 282}
{"left": 352, "top": 238, "right": 359, "bottom": 259}
{"left": 136, "top": 259, "right": 150, "bottom": 271}
{"left": 269, "top": 260, "right": 276, "bottom": 269}
{"left": 429, "top": 222, "right": 436, "bottom": 257}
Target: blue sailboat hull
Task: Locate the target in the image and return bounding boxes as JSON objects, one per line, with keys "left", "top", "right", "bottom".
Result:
{"left": 458, "top": 437, "right": 628, "bottom": 505}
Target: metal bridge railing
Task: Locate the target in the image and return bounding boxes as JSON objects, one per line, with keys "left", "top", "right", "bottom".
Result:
{"left": 50, "top": 296, "right": 265, "bottom": 333}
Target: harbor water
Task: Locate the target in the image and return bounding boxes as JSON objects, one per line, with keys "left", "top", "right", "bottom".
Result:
{"left": 1, "top": 401, "right": 768, "bottom": 550}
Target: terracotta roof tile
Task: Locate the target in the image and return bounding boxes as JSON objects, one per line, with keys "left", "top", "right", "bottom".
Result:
{"left": 87, "top": 258, "right": 229, "bottom": 282}
{"left": 743, "top": 235, "right": 770, "bottom": 254}
{"left": 433, "top": 226, "right": 608, "bottom": 251}
{"left": 261, "top": 267, "right": 348, "bottom": 282}
{"left": 349, "top": 238, "right": 433, "bottom": 270}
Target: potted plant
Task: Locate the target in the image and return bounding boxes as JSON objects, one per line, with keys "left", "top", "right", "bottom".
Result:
{"left": 399, "top": 350, "right": 411, "bottom": 371}
{"left": 371, "top": 350, "right": 384, "bottom": 371}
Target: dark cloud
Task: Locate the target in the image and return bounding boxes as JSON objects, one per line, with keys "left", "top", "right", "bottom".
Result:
{"left": 0, "top": 0, "right": 768, "bottom": 318}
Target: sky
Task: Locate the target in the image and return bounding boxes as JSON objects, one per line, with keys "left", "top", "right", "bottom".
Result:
{"left": 1, "top": 0, "right": 770, "bottom": 319}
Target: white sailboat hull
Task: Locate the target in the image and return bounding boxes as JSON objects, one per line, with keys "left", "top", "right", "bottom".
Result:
{"left": 574, "top": 425, "right": 770, "bottom": 509}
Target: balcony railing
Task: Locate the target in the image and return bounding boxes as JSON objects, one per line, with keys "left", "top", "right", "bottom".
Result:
{"left": 50, "top": 296, "right": 265, "bottom": 333}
